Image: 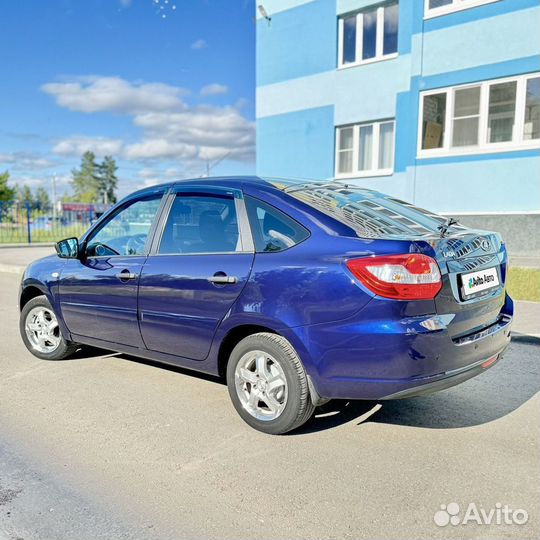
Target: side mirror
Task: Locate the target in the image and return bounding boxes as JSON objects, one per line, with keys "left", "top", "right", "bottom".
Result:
{"left": 55, "top": 237, "right": 79, "bottom": 259}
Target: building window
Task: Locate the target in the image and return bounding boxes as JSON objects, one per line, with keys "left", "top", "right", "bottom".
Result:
{"left": 524, "top": 78, "right": 540, "bottom": 140}
{"left": 338, "top": 3, "right": 398, "bottom": 68}
{"left": 336, "top": 120, "right": 395, "bottom": 177}
{"left": 425, "top": 0, "right": 500, "bottom": 19}
{"left": 418, "top": 74, "right": 540, "bottom": 157}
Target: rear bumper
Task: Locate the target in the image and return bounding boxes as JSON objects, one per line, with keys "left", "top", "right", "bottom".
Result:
{"left": 291, "top": 294, "right": 513, "bottom": 401}
{"left": 379, "top": 349, "right": 506, "bottom": 399}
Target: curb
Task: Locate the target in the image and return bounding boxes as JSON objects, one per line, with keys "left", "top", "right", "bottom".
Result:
{"left": 0, "top": 243, "right": 55, "bottom": 249}
{"left": 511, "top": 333, "right": 540, "bottom": 345}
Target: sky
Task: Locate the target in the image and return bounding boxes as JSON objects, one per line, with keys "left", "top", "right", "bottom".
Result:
{"left": 0, "top": 0, "right": 256, "bottom": 199}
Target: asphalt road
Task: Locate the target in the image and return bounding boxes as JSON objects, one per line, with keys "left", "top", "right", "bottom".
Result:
{"left": 0, "top": 271, "right": 538, "bottom": 540}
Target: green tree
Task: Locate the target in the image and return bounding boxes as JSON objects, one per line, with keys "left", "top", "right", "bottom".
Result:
{"left": 16, "top": 184, "right": 34, "bottom": 207}
{"left": 71, "top": 151, "right": 100, "bottom": 202}
{"left": 97, "top": 155, "right": 118, "bottom": 204}
{"left": 0, "top": 171, "right": 15, "bottom": 202}
{"left": 35, "top": 186, "right": 51, "bottom": 211}
{"left": 0, "top": 171, "right": 16, "bottom": 220}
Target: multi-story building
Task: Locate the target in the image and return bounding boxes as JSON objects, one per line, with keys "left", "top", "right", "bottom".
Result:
{"left": 256, "top": 0, "right": 540, "bottom": 254}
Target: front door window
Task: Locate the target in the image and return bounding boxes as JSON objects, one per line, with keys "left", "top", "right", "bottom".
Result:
{"left": 86, "top": 195, "right": 163, "bottom": 257}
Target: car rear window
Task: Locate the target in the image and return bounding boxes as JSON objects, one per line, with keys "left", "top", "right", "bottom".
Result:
{"left": 268, "top": 180, "right": 456, "bottom": 239}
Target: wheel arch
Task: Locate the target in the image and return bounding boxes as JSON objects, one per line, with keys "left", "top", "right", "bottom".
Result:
{"left": 19, "top": 284, "right": 48, "bottom": 311}
{"left": 217, "top": 324, "right": 279, "bottom": 378}
{"left": 215, "top": 322, "right": 325, "bottom": 405}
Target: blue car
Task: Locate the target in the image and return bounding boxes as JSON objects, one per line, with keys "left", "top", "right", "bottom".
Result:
{"left": 19, "top": 177, "right": 513, "bottom": 434}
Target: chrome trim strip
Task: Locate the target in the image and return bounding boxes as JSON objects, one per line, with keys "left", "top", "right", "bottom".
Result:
{"left": 452, "top": 315, "right": 512, "bottom": 346}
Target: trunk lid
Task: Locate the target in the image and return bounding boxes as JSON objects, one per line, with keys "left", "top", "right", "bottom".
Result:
{"left": 420, "top": 229, "right": 507, "bottom": 339}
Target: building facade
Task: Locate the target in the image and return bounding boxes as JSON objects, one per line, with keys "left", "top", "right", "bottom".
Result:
{"left": 255, "top": 0, "right": 540, "bottom": 254}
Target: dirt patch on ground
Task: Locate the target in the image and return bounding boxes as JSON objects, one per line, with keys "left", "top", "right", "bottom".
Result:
{"left": 0, "top": 485, "right": 21, "bottom": 506}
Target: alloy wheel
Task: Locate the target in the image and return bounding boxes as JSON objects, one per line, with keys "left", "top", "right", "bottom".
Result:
{"left": 234, "top": 350, "right": 288, "bottom": 421}
{"left": 25, "top": 306, "right": 61, "bottom": 354}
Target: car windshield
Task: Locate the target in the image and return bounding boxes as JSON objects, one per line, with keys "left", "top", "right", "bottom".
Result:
{"left": 267, "top": 179, "right": 464, "bottom": 239}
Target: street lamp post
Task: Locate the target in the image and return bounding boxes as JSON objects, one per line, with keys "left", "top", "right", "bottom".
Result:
{"left": 51, "top": 173, "right": 57, "bottom": 222}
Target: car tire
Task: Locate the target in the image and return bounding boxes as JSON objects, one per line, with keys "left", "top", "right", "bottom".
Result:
{"left": 226, "top": 332, "right": 315, "bottom": 434}
{"left": 20, "top": 295, "right": 78, "bottom": 361}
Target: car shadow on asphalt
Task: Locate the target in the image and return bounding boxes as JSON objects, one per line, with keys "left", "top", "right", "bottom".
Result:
{"left": 68, "top": 342, "right": 539, "bottom": 434}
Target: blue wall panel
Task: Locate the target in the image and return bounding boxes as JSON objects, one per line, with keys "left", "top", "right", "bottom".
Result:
{"left": 421, "top": 7, "right": 540, "bottom": 76}
{"left": 256, "top": 106, "right": 336, "bottom": 179}
{"left": 257, "top": 0, "right": 337, "bottom": 86}
{"left": 413, "top": 156, "right": 540, "bottom": 213}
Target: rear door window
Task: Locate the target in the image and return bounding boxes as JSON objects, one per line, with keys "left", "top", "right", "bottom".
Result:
{"left": 245, "top": 196, "right": 309, "bottom": 252}
{"left": 159, "top": 194, "right": 241, "bottom": 254}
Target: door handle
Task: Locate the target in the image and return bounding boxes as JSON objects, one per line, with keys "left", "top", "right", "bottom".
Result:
{"left": 208, "top": 274, "right": 238, "bottom": 285}
{"left": 116, "top": 270, "right": 137, "bottom": 282}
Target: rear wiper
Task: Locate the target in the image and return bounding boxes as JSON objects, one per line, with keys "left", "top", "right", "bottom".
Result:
{"left": 438, "top": 217, "right": 459, "bottom": 238}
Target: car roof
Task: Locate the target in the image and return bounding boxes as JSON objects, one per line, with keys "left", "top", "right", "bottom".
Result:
{"left": 127, "top": 175, "right": 389, "bottom": 201}
{"left": 125, "top": 176, "right": 273, "bottom": 199}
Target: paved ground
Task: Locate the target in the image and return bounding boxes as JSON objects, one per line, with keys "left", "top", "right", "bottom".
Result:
{"left": 0, "top": 271, "right": 538, "bottom": 540}
{"left": 0, "top": 246, "right": 54, "bottom": 273}
{"left": 514, "top": 301, "right": 540, "bottom": 340}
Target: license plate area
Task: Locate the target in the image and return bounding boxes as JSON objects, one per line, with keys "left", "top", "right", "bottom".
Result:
{"left": 459, "top": 266, "right": 500, "bottom": 300}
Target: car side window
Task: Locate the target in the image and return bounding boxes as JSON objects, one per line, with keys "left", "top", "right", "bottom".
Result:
{"left": 245, "top": 196, "right": 309, "bottom": 252}
{"left": 158, "top": 194, "right": 241, "bottom": 254}
{"left": 85, "top": 194, "right": 163, "bottom": 257}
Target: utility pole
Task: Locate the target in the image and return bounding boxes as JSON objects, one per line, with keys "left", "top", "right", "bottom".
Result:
{"left": 201, "top": 152, "right": 232, "bottom": 178}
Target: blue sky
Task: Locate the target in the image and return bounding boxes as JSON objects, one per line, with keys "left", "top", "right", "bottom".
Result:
{"left": 0, "top": 0, "right": 255, "bottom": 197}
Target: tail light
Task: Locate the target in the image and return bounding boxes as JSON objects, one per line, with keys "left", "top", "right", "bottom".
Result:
{"left": 346, "top": 254, "right": 442, "bottom": 300}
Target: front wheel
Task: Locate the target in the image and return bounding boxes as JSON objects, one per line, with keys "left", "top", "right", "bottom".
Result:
{"left": 226, "top": 332, "right": 315, "bottom": 434}
{"left": 20, "top": 295, "right": 78, "bottom": 360}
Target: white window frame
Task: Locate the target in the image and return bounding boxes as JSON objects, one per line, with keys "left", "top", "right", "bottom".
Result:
{"left": 417, "top": 73, "right": 540, "bottom": 159}
{"left": 424, "top": 0, "right": 500, "bottom": 19}
{"left": 337, "top": 3, "right": 398, "bottom": 70}
{"left": 335, "top": 120, "right": 396, "bottom": 179}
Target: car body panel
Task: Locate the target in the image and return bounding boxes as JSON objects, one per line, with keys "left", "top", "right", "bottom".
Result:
{"left": 59, "top": 256, "right": 147, "bottom": 348}
{"left": 138, "top": 253, "right": 255, "bottom": 360}
{"left": 20, "top": 255, "right": 71, "bottom": 339}
{"left": 19, "top": 176, "right": 514, "bottom": 402}
{"left": 287, "top": 290, "right": 512, "bottom": 400}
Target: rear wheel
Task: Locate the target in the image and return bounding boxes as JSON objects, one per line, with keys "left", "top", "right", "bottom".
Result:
{"left": 226, "top": 332, "right": 315, "bottom": 434}
{"left": 20, "top": 295, "right": 78, "bottom": 360}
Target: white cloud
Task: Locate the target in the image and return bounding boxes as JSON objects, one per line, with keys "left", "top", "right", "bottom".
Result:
{"left": 164, "top": 167, "right": 183, "bottom": 179}
{"left": 135, "top": 106, "right": 253, "bottom": 144}
{"left": 123, "top": 139, "right": 199, "bottom": 161}
{"left": 42, "top": 76, "right": 187, "bottom": 114}
{"left": 142, "top": 178, "right": 161, "bottom": 187}
{"left": 42, "top": 75, "right": 255, "bottom": 176}
{"left": 190, "top": 38, "right": 207, "bottom": 50}
{"left": 52, "top": 136, "right": 124, "bottom": 157}
{"left": 133, "top": 167, "right": 184, "bottom": 192}
{"left": 0, "top": 151, "right": 55, "bottom": 171}
{"left": 138, "top": 167, "right": 158, "bottom": 179}
{"left": 200, "top": 83, "right": 228, "bottom": 97}
{"left": 7, "top": 174, "right": 71, "bottom": 190}
{"left": 119, "top": 0, "right": 132, "bottom": 7}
